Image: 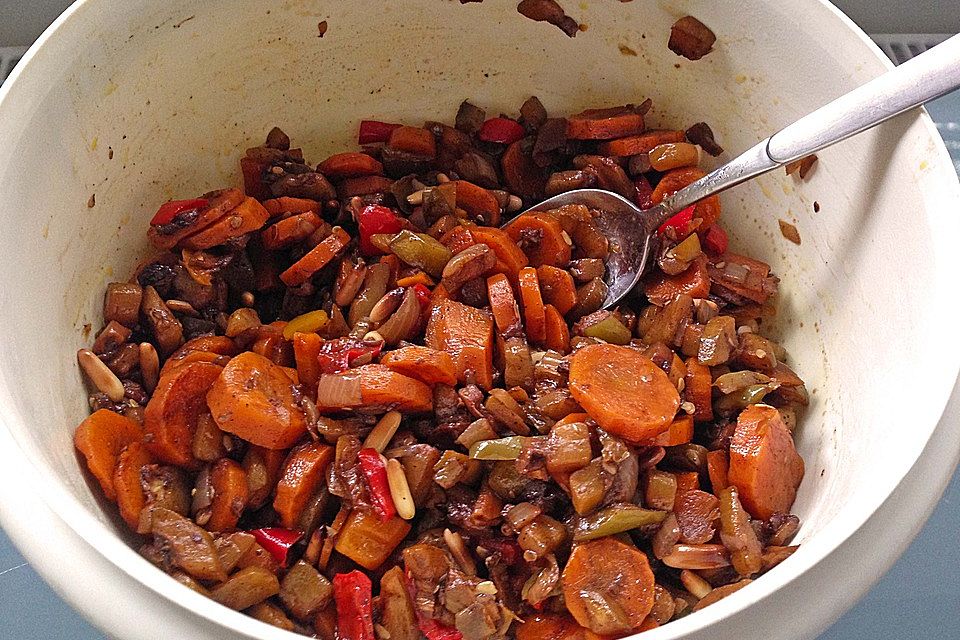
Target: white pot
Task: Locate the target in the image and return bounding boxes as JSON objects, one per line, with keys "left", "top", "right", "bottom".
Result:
{"left": 0, "top": 1, "right": 958, "bottom": 638}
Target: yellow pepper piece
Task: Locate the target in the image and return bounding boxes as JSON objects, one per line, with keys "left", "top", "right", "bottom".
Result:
{"left": 282, "top": 309, "right": 329, "bottom": 340}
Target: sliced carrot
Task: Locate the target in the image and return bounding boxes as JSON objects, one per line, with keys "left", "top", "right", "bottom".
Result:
{"left": 429, "top": 283, "right": 451, "bottom": 313}
{"left": 567, "top": 107, "right": 645, "bottom": 140}
{"left": 537, "top": 265, "right": 577, "bottom": 315}
{"left": 651, "top": 167, "right": 721, "bottom": 231}
{"left": 562, "top": 538, "right": 655, "bottom": 635}
{"left": 518, "top": 267, "right": 546, "bottom": 344}
{"left": 143, "top": 361, "right": 223, "bottom": 467}
{"left": 335, "top": 509, "right": 412, "bottom": 571}
{"left": 113, "top": 441, "right": 153, "bottom": 529}
{"left": 273, "top": 442, "right": 334, "bottom": 529}
{"left": 454, "top": 180, "right": 501, "bottom": 226}
{"left": 380, "top": 345, "right": 458, "bottom": 386}
{"left": 440, "top": 225, "right": 477, "bottom": 255}
{"left": 504, "top": 213, "right": 572, "bottom": 267}
{"left": 486, "top": 273, "right": 522, "bottom": 337}
{"left": 707, "top": 449, "right": 730, "bottom": 493}
{"left": 568, "top": 344, "right": 680, "bottom": 443}
{"left": 148, "top": 188, "right": 244, "bottom": 250}
{"left": 597, "top": 130, "right": 686, "bottom": 156}
{"left": 261, "top": 211, "right": 324, "bottom": 250}
{"left": 293, "top": 332, "right": 324, "bottom": 390}
{"left": 652, "top": 414, "right": 694, "bottom": 446}
{"left": 516, "top": 614, "right": 609, "bottom": 640}
{"left": 206, "top": 351, "right": 308, "bottom": 449}
{"left": 250, "top": 324, "right": 295, "bottom": 368}
{"left": 728, "top": 404, "right": 805, "bottom": 520}
{"left": 683, "top": 357, "right": 714, "bottom": 422}
{"left": 317, "top": 152, "right": 383, "bottom": 179}
{"left": 74, "top": 409, "right": 142, "bottom": 501}
{"left": 543, "top": 304, "right": 571, "bottom": 354}
{"left": 207, "top": 458, "right": 250, "bottom": 531}
{"left": 675, "top": 471, "right": 700, "bottom": 494}
{"left": 181, "top": 197, "right": 270, "bottom": 250}
{"left": 279, "top": 226, "right": 351, "bottom": 286}
{"left": 552, "top": 412, "right": 590, "bottom": 428}
{"left": 168, "top": 336, "right": 238, "bottom": 362}
{"left": 338, "top": 175, "right": 395, "bottom": 199}
{"left": 468, "top": 226, "right": 529, "bottom": 282}
{"left": 387, "top": 126, "right": 436, "bottom": 159}
{"left": 395, "top": 272, "right": 435, "bottom": 288}
{"left": 425, "top": 300, "right": 495, "bottom": 390}
{"left": 502, "top": 139, "right": 546, "bottom": 200}
{"left": 645, "top": 256, "right": 710, "bottom": 306}
{"left": 316, "top": 364, "right": 434, "bottom": 413}
{"left": 262, "top": 197, "right": 320, "bottom": 218}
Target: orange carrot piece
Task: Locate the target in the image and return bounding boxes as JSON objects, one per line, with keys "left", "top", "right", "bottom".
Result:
{"left": 486, "top": 273, "right": 523, "bottom": 337}
{"left": 338, "top": 175, "right": 395, "bottom": 199}
{"left": 207, "top": 458, "right": 250, "bottom": 531}
{"left": 429, "top": 283, "right": 451, "bottom": 313}
{"left": 148, "top": 188, "right": 244, "bottom": 250}
{"left": 652, "top": 414, "right": 694, "bottom": 446}
{"left": 675, "top": 471, "right": 700, "bottom": 494}
{"left": 518, "top": 267, "right": 547, "bottom": 344}
{"left": 543, "top": 304, "right": 571, "bottom": 354}
{"left": 261, "top": 211, "right": 324, "bottom": 250}
{"left": 516, "top": 614, "right": 609, "bottom": 640}
{"left": 568, "top": 344, "right": 680, "bottom": 443}
{"left": 537, "top": 265, "right": 577, "bottom": 315}
{"left": 504, "top": 213, "right": 572, "bottom": 267}
{"left": 567, "top": 108, "right": 645, "bottom": 140}
{"left": 317, "top": 152, "right": 383, "bottom": 179}
{"left": 562, "top": 538, "right": 655, "bottom": 635}
{"left": 181, "top": 197, "right": 270, "bottom": 250}
{"left": 113, "top": 441, "right": 153, "bottom": 528}
{"left": 316, "top": 364, "right": 434, "bottom": 413}
{"left": 380, "top": 346, "right": 458, "bottom": 386}
{"left": 651, "top": 167, "right": 721, "bottom": 231}
{"left": 425, "top": 300, "right": 495, "bottom": 390}
{"left": 454, "top": 180, "right": 501, "bottom": 226}
{"left": 502, "top": 139, "right": 546, "bottom": 200}
{"left": 293, "top": 332, "right": 324, "bottom": 390}
{"left": 707, "top": 449, "right": 730, "bottom": 493}
{"left": 279, "top": 226, "right": 351, "bottom": 286}
{"left": 440, "top": 225, "right": 476, "bottom": 255}
{"left": 335, "top": 509, "right": 412, "bottom": 570}
{"left": 597, "top": 130, "right": 686, "bottom": 156}
{"left": 683, "top": 357, "right": 713, "bottom": 422}
{"left": 74, "top": 409, "right": 142, "bottom": 501}
{"left": 468, "top": 226, "right": 529, "bottom": 282}
{"left": 387, "top": 126, "right": 436, "bottom": 159}
{"left": 728, "top": 405, "right": 805, "bottom": 520}
{"left": 395, "top": 272, "right": 435, "bottom": 288}
{"left": 273, "top": 442, "right": 334, "bottom": 529}
{"left": 250, "top": 324, "right": 295, "bottom": 367}
{"left": 262, "top": 197, "right": 321, "bottom": 218}
{"left": 645, "top": 257, "right": 710, "bottom": 306}
{"left": 552, "top": 412, "right": 590, "bottom": 428}
{"left": 160, "top": 350, "right": 232, "bottom": 378}
{"left": 165, "top": 336, "right": 238, "bottom": 366}
{"left": 207, "top": 351, "right": 308, "bottom": 450}
{"left": 143, "top": 361, "right": 224, "bottom": 468}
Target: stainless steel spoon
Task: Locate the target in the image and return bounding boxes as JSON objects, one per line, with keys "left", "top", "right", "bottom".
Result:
{"left": 513, "top": 33, "right": 960, "bottom": 309}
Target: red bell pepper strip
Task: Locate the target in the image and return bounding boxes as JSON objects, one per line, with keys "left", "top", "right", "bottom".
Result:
{"left": 478, "top": 117, "right": 526, "bottom": 145}
{"left": 249, "top": 527, "right": 303, "bottom": 568}
{"left": 357, "top": 204, "right": 405, "bottom": 256}
{"left": 358, "top": 120, "right": 403, "bottom": 145}
{"left": 411, "top": 283, "right": 432, "bottom": 315}
{"left": 419, "top": 619, "right": 464, "bottom": 640}
{"left": 657, "top": 205, "right": 696, "bottom": 236}
{"left": 150, "top": 198, "right": 209, "bottom": 226}
{"left": 703, "top": 224, "right": 729, "bottom": 256}
{"left": 333, "top": 570, "right": 375, "bottom": 640}
{"left": 316, "top": 337, "right": 384, "bottom": 375}
{"left": 357, "top": 448, "right": 397, "bottom": 521}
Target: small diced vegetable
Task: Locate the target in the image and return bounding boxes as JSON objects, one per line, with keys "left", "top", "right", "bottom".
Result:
{"left": 334, "top": 509, "right": 412, "bottom": 570}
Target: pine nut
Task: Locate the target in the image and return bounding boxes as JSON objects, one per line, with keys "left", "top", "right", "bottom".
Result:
{"left": 165, "top": 299, "right": 198, "bottom": 316}
{"left": 77, "top": 348, "right": 125, "bottom": 402}
{"left": 386, "top": 458, "right": 416, "bottom": 520}
{"left": 476, "top": 581, "right": 498, "bottom": 595}
{"left": 436, "top": 173, "right": 451, "bottom": 184}
{"left": 680, "top": 569, "right": 713, "bottom": 600}
{"left": 363, "top": 411, "right": 402, "bottom": 452}
{"left": 443, "top": 528, "right": 476, "bottom": 575}
{"left": 506, "top": 195, "right": 523, "bottom": 212}
{"left": 240, "top": 291, "right": 255, "bottom": 307}
{"left": 138, "top": 342, "right": 160, "bottom": 393}
{"left": 406, "top": 189, "right": 425, "bottom": 206}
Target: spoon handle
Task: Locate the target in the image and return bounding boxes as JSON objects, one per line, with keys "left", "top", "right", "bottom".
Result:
{"left": 652, "top": 33, "right": 960, "bottom": 230}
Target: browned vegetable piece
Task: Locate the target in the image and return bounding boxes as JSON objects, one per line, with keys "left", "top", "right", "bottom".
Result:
{"left": 74, "top": 409, "right": 142, "bottom": 501}
{"left": 280, "top": 560, "right": 333, "bottom": 620}
{"left": 674, "top": 489, "right": 720, "bottom": 544}
{"left": 778, "top": 219, "right": 802, "bottom": 245}
{"left": 691, "top": 579, "right": 753, "bottom": 611}
{"left": 247, "top": 602, "right": 296, "bottom": 632}
{"left": 517, "top": 0, "right": 580, "bottom": 38}
{"left": 686, "top": 122, "right": 724, "bottom": 156}
{"left": 698, "top": 316, "right": 738, "bottom": 366}
{"left": 148, "top": 507, "right": 227, "bottom": 582}
{"left": 211, "top": 566, "right": 281, "bottom": 611}
{"left": 441, "top": 243, "right": 497, "bottom": 293}
{"left": 334, "top": 508, "right": 412, "bottom": 570}
{"left": 273, "top": 443, "right": 335, "bottom": 530}
{"left": 401, "top": 444, "right": 442, "bottom": 506}
{"left": 141, "top": 285, "right": 183, "bottom": 356}
{"left": 379, "top": 566, "right": 420, "bottom": 640}
{"left": 103, "top": 283, "right": 143, "bottom": 328}
{"left": 207, "top": 458, "right": 249, "bottom": 531}
{"left": 786, "top": 154, "right": 818, "bottom": 179}
{"left": 144, "top": 361, "right": 223, "bottom": 468}
{"left": 518, "top": 515, "right": 567, "bottom": 557}
{"left": 562, "top": 537, "right": 656, "bottom": 635}
{"left": 669, "top": 16, "right": 717, "bottom": 60}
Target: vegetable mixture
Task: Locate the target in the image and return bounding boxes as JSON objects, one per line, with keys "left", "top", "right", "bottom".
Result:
{"left": 73, "top": 95, "right": 806, "bottom": 639}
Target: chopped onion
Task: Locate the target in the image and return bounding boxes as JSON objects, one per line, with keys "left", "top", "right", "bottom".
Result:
{"left": 316, "top": 373, "right": 362, "bottom": 409}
